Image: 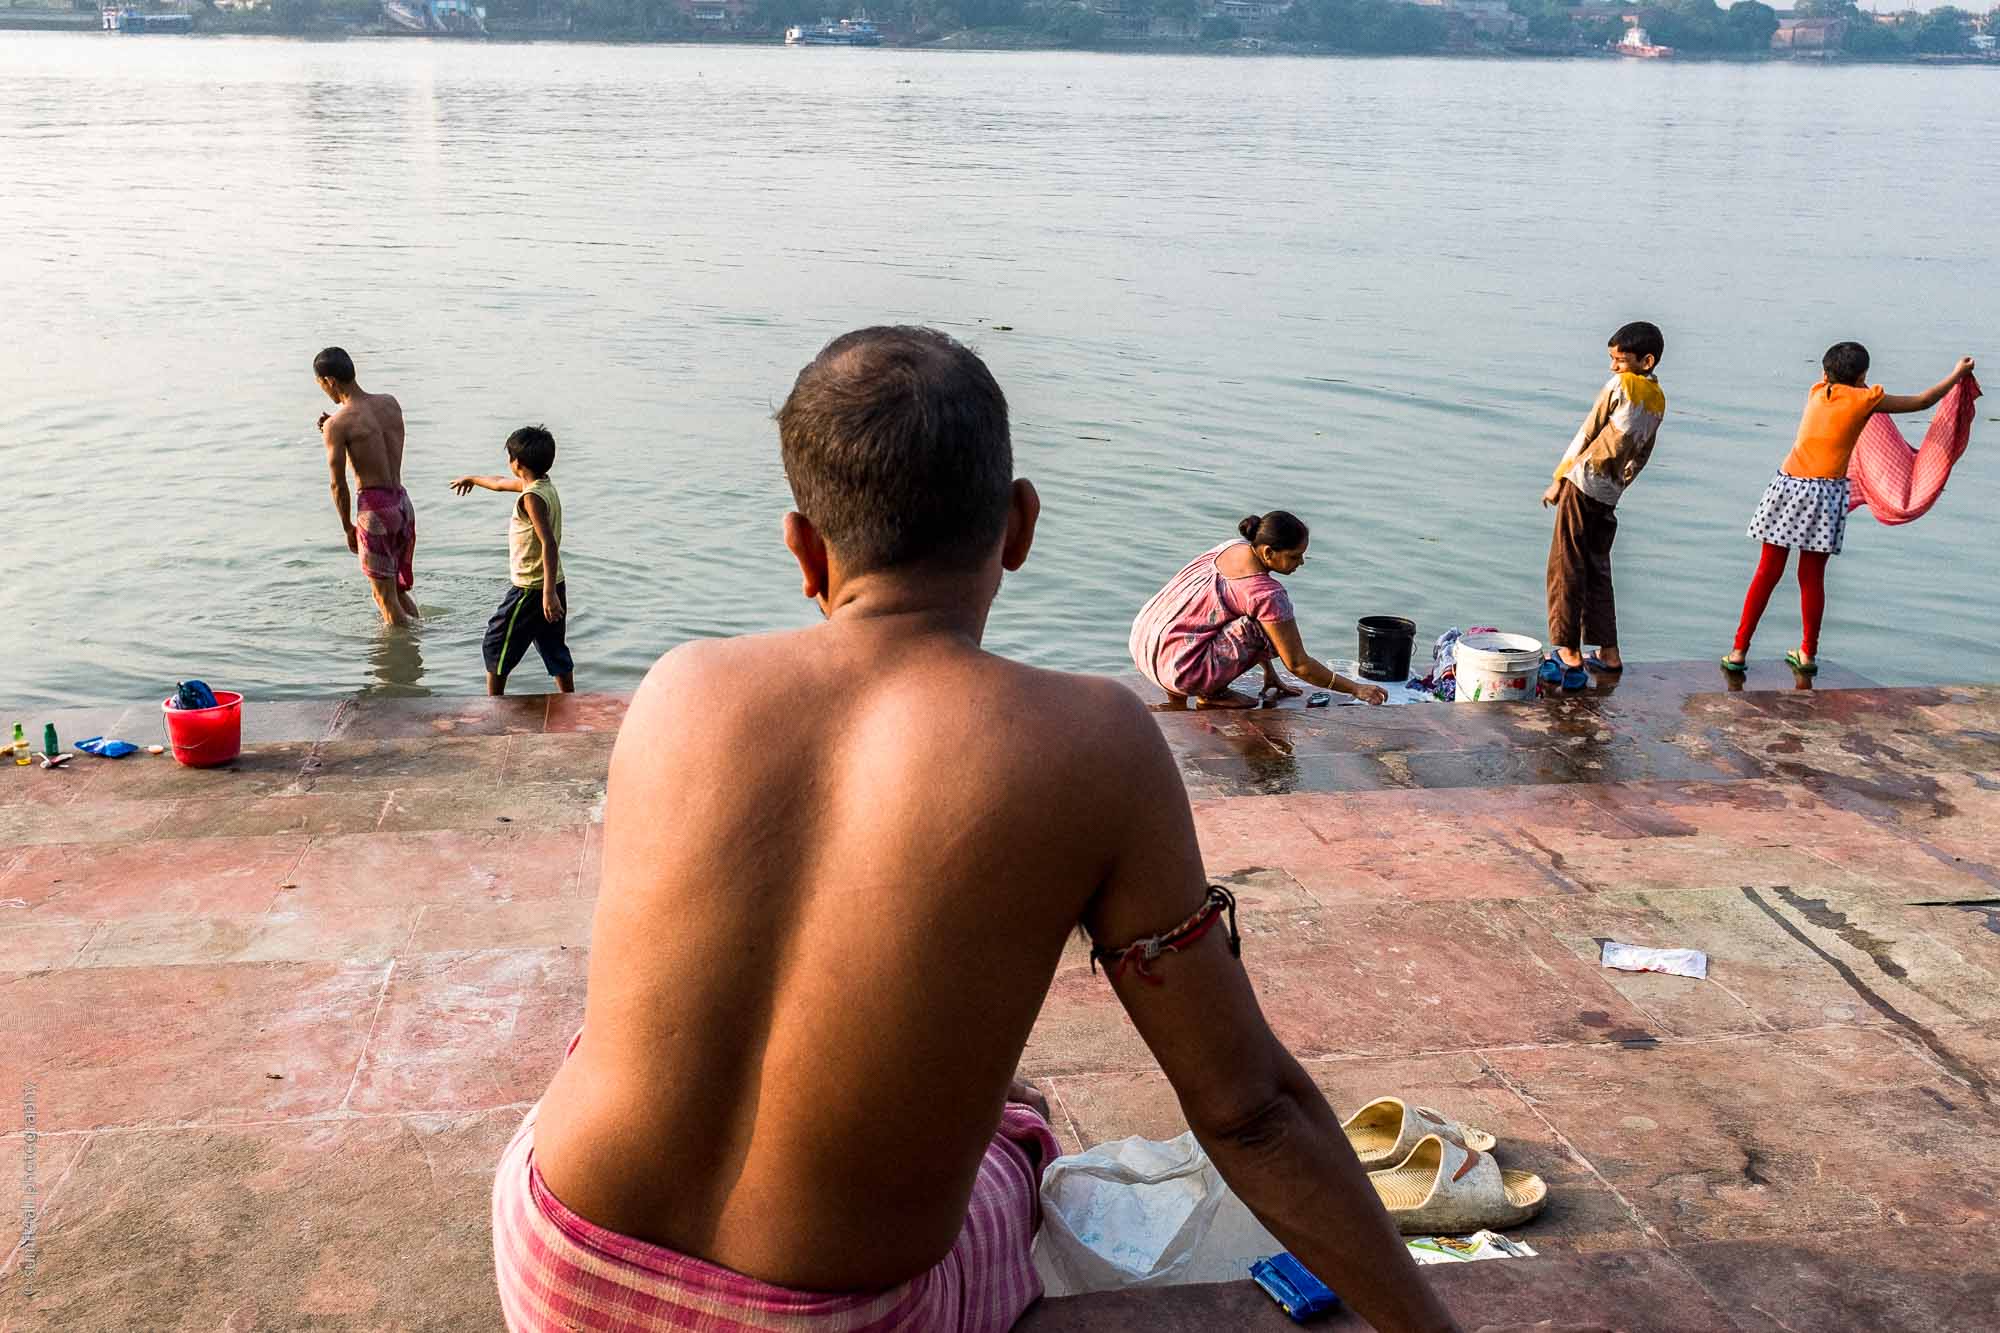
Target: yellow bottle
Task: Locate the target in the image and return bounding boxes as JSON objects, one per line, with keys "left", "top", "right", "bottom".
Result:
{"left": 11, "top": 723, "right": 26, "bottom": 766}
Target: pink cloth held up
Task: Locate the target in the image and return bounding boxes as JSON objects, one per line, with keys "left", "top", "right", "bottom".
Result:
{"left": 1847, "top": 375, "right": 1982, "bottom": 525}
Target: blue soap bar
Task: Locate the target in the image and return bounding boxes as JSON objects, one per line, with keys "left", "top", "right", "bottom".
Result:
{"left": 1250, "top": 1252, "right": 1341, "bottom": 1321}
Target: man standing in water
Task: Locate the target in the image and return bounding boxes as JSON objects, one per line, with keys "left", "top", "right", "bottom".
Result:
{"left": 315, "top": 346, "right": 419, "bottom": 625}
{"left": 492, "top": 326, "right": 1599, "bottom": 1333}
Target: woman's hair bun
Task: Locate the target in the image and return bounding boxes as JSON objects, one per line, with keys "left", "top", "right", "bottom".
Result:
{"left": 1238, "top": 510, "right": 1310, "bottom": 552}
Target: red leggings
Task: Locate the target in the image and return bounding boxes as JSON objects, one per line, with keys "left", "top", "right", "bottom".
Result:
{"left": 1733, "top": 542, "right": 1829, "bottom": 656}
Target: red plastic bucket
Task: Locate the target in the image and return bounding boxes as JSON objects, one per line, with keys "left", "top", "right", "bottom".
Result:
{"left": 161, "top": 691, "right": 244, "bottom": 767}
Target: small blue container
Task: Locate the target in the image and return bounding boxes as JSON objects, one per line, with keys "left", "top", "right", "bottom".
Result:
{"left": 1250, "top": 1252, "right": 1342, "bottom": 1322}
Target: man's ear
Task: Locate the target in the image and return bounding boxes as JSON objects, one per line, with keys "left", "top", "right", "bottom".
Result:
{"left": 1001, "top": 478, "right": 1039, "bottom": 573}
{"left": 784, "top": 511, "right": 831, "bottom": 604}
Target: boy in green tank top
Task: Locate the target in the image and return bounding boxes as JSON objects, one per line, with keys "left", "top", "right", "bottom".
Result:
{"left": 450, "top": 426, "right": 574, "bottom": 695}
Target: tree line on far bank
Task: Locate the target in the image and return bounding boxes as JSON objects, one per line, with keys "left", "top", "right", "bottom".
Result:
{"left": 1595, "top": 0, "right": 1988, "bottom": 53}
{"left": 1791, "top": 0, "right": 1990, "bottom": 53}
{"left": 188, "top": 0, "right": 2000, "bottom": 55}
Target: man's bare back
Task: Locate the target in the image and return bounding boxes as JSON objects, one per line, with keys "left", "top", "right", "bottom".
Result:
{"left": 321, "top": 390, "right": 405, "bottom": 492}
{"left": 533, "top": 622, "right": 1153, "bottom": 1289}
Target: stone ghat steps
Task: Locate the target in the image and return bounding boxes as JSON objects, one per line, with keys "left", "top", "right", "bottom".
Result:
{"left": 1021, "top": 1230, "right": 2000, "bottom": 1331}
{"left": 5, "top": 670, "right": 2000, "bottom": 1329}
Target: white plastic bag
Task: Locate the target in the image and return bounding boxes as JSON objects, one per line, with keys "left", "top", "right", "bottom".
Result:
{"left": 1031, "top": 1132, "right": 1280, "bottom": 1296}
{"left": 1600, "top": 940, "right": 1708, "bottom": 979}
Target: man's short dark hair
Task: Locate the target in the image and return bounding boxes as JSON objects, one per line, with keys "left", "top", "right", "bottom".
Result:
{"left": 778, "top": 326, "right": 1012, "bottom": 574}
{"left": 1608, "top": 322, "right": 1664, "bottom": 365}
{"left": 1822, "top": 341, "right": 1870, "bottom": 387}
{"left": 506, "top": 425, "right": 557, "bottom": 478}
{"left": 313, "top": 346, "right": 356, "bottom": 383}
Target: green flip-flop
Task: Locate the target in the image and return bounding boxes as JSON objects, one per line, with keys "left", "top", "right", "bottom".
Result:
{"left": 1786, "top": 651, "right": 1819, "bottom": 677}
{"left": 1720, "top": 656, "right": 1747, "bottom": 674}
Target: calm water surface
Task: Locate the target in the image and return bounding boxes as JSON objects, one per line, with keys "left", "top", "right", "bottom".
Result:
{"left": 4, "top": 35, "right": 1996, "bottom": 707}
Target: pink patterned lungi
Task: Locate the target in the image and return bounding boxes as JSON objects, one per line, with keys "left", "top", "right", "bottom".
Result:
{"left": 355, "top": 484, "right": 416, "bottom": 590}
{"left": 492, "top": 1051, "right": 1059, "bottom": 1331}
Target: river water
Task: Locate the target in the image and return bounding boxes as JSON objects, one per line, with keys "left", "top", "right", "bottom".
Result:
{"left": 3, "top": 34, "right": 1995, "bottom": 706}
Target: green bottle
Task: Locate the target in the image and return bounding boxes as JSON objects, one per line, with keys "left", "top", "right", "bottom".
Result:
{"left": 43, "top": 724, "right": 58, "bottom": 758}
{"left": 11, "top": 723, "right": 26, "bottom": 766}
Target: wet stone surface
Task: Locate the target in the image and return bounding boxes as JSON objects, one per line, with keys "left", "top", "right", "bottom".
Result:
{"left": 6, "top": 671, "right": 2000, "bottom": 1330}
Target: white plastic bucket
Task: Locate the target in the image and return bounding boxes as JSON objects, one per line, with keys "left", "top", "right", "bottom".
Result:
{"left": 1454, "top": 632, "right": 1542, "bottom": 703}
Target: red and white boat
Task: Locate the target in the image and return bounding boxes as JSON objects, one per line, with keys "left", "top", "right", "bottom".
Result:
{"left": 1616, "top": 25, "right": 1673, "bottom": 57}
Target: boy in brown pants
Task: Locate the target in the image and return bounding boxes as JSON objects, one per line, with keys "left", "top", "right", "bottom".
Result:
{"left": 1541, "top": 321, "right": 1666, "bottom": 690}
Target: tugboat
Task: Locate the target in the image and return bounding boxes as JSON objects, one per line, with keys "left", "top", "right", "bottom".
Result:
{"left": 785, "top": 15, "right": 881, "bottom": 44}
{"left": 102, "top": 4, "right": 193, "bottom": 30}
{"left": 1615, "top": 23, "right": 1673, "bottom": 57}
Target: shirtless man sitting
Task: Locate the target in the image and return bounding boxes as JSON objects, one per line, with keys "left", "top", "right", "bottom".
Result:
{"left": 492, "top": 326, "right": 1600, "bottom": 1333}
{"left": 315, "top": 347, "right": 419, "bottom": 625}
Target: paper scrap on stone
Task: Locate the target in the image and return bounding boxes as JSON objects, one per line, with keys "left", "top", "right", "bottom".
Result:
{"left": 1406, "top": 1231, "right": 1538, "bottom": 1265}
{"left": 1600, "top": 940, "right": 1708, "bottom": 979}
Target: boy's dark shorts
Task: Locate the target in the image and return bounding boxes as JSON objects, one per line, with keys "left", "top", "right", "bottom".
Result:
{"left": 483, "top": 582, "right": 573, "bottom": 680}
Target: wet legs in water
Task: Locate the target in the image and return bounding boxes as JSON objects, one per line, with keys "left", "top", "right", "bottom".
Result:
{"left": 369, "top": 576, "right": 420, "bottom": 627}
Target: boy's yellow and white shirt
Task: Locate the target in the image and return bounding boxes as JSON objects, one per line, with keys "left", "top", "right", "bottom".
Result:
{"left": 1554, "top": 371, "right": 1666, "bottom": 508}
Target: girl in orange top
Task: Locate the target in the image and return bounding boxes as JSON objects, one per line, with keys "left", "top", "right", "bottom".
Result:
{"left": 1725, "top": 343, "right": 1974, "bottom": 675}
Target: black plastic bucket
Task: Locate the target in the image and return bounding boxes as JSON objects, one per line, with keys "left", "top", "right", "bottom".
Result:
{"left": 1356, "top": 616, "right": 1417, "bottom": 681}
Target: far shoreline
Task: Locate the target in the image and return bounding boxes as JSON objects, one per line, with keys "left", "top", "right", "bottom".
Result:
{"left": 12, "top": 19, "right": 1999, "bottom": 65}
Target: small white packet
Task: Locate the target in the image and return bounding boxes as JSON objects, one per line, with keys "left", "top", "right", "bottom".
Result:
{"left": 1600, "top": 940, "right": 1708, "bottom": 979}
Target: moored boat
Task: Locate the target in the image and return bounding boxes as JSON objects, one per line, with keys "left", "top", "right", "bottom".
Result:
{"left": 1615, "top": 24, "right": 1673, "bottom": 57}
{"left": 102, "top": 6, "right": 192, "bottom": 31}
{"left": 785, "top": 16, "right": 881, "bottom": 44}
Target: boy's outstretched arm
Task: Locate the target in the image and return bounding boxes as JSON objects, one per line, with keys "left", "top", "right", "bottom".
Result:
{"left": 1079, "top": 695, "right": 1591, "bottom": 1333}
{"left": 449, "top": 475, "right": 528, "bottom": 495}
{"left": 1880, "top": 357, "right": 1975, "bottom": 414}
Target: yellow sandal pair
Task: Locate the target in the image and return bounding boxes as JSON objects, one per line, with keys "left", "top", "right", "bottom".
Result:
{"left": 1342, "top": 1097, "right": 1547, "bottom": 1235}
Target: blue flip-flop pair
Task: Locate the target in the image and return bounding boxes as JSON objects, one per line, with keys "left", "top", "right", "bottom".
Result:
{"left": 1539, "top": 657, "right": 1589, "bottom": 691}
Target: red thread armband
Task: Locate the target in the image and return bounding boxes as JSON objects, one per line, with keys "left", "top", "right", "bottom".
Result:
{"left": 1089, "top": 886, "right": 1242, "bottom": 985}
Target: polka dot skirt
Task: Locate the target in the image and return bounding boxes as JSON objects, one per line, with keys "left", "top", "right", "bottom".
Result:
{"left": 1747, "top": 472, "right": 1850, "bottom": 555}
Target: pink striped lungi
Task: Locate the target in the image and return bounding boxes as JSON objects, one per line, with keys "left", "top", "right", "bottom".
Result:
{"left": 355, "top": 484, "right": 417, "bottom": 590}
{"left": 492, "top": 1098, "right": 1059, "bottom": 1332}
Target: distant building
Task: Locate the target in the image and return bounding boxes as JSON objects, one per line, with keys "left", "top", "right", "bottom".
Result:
{"left": 1456, "top": 0, "right": 1521, "bottom": 38}
{"left": 677, "top": 0, "right": 750, "bottom": 25}
{"left": 1212, "top": 0, "right": 1289, "bottom": 33}
{"left": 1413, "top": 0, "right": 1523, "bottom": 43}
{"left": 1092, "top": 0, "right": 1154, "bottom": 37}
{"left": 1771, "top": 16, "right": 1848, "bottom": 48}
